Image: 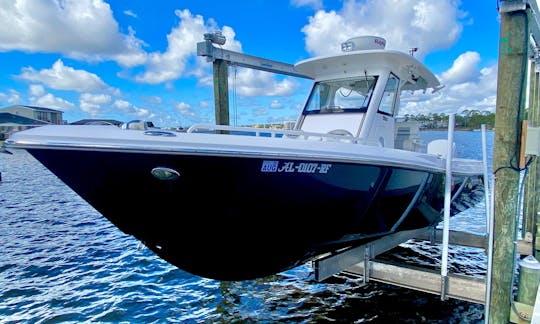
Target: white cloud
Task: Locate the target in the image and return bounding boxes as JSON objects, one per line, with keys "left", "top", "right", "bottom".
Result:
{"left": 270, "top": 100, "right": 284, "bottom": 109}
{"left": 399, "top": 59, "right": 498, "bottom": 116}
{"left": 302, "top": 0, "right": 465, "bottom": 57}
{"left": 440, "top": 51, "right": 481, "bottom": 85}
{"left": 175, "top": 101, "right": 196, "bottom": 118}
{"left": 0, "top": 0, "right": 147, "bottom": 66}
{"left": 133, "top": 9, "right": 208, "bottom": 84}
{"left": 111, "top": 99, "right": 154, "bottom": 119}
{"left": 232, "top": 68, "right": 299, "bottom": 97}
{"left": 80, "top": 93, "right": 112, "bottom": 105}
{"left": 79, "top": 93, "right": 112, "bottom": 115}
{"left": 30, "top": 93, "right": 75, "bottom": 111}
{"left": 0, "top": 89, "right": 22, "bottom": 105}
{"left": 199, "top": 101, "right": 211, "bottom": 109}
{"left": 124, "top": 10, "right": 137, "bottom": 18}
{"left": 29, "top": 84, "right": 45, "bottom": 96}
{"left": 18, "top": 60, "right": 109, "bottom": 92}
{"left": 79, "top": 102, "right": 100, "bottom": 115}
{"left": 142, "top": 96, "right": 163, "bottom": 105}
{"left": 290, "top": 0, "right": 323, "bottom": 10}
{"left": 253, "top": 107, "right": 268, "bottom": 116}
{"left": 131, "top": 9, "right": 246, "bottom": 85}
{"left": 113, "top": 99, "right": 132, "bottom": 112}
{"left": 134, "top": 107, "right": 154, "bottom": 118}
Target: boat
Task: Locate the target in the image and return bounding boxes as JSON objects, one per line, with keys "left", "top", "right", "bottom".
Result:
{"left": 3, "top": 36, "right": 485, "bottom": 281}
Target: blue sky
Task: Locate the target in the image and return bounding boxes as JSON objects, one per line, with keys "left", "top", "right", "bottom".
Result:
{"left": 0, "top": 0, "right": 500, "bottom": 127}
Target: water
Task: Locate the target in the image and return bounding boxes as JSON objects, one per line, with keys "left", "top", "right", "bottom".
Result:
{"left": 0, "top": 131, "right": 492, "bottom": 323}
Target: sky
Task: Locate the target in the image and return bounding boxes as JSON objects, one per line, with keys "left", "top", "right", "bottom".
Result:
{"left": 0, "top": 0, "right": 501, "bottom": 127}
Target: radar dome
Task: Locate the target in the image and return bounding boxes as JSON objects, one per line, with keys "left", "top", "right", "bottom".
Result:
{"left": 341, "top": 36, "right": 386, "bottom": 52}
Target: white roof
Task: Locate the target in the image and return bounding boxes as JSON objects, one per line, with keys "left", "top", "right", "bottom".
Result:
{"left": 294, "top": 49, "right": 441, "bottom": 93}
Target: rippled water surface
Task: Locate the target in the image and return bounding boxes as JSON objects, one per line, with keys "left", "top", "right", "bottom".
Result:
{"left": 0, "top": 131, "right": 492, "bottom": 323}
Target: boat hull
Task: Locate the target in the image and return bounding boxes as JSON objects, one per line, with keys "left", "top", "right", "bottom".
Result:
{"left": 25, "top": 148, "right": 482, "bottom": 281}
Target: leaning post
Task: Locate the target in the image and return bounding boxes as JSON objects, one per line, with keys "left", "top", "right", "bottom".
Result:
{"left": 489, "top": 3, "right": 528, "bottom": 323}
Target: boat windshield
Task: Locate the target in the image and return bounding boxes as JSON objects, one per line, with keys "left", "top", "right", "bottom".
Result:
{"left": 304, "top": 76, "right": 378, "bottom": 114}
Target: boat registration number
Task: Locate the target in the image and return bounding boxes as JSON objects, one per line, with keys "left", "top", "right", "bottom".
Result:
{"left": 260, "top": 160, "right": 332, "bottom": 174}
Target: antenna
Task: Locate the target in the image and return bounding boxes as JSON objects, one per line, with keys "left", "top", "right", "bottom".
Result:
{"left": 409, "top": 47, "right": 418, "bottom": 56}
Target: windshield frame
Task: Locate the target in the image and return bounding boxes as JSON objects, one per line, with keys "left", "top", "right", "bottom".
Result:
{"left": 303, "top": 76, "right": 378, "bottom": 115}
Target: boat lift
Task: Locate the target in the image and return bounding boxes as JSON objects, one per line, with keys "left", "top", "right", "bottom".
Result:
{"left": 197, "top": 32, "right": 311, "bottom": 127}
{"left": 196, "top": 25, "right": 538, "bottom": 320}
{"left": 196, "top": 31, "right": 499, "bottom": 303}
{"left": 197, "top": 32, "right": 311, "bottom": 79}
{"left": 310, "top": 117, "right": 495, "bottom": 304}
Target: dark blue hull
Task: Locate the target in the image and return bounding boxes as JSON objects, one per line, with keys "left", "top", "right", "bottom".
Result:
{"left": 26, "top": 148, "right": 483, "bottom": 281}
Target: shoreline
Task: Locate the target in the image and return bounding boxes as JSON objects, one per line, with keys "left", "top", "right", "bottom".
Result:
{"left": 420, "top": 127, "right": 493, "bottom": 131}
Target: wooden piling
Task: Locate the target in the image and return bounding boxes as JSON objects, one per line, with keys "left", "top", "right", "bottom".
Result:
{"left": 213, "top": 59, "right": 230, "bottom": 127}
{"left": 489, "top": 7, "right": 528, "bottom": 324}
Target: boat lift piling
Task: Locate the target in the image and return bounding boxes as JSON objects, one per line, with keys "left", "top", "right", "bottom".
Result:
{"left": 197, "top": 33, "right": 311, "bottom": 128}
{"left": 490, "top": 1, "right": 540, "bottom": 323}
{"left": 213, "top": 59, "right": 229, "bottom": 129}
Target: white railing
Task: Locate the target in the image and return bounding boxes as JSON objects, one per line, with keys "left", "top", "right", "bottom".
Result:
{"left": 186, "top": 122, "right": 427, "bottom": 151}
{"left": 186, "top": 123, "right": 362, "bottom": 143}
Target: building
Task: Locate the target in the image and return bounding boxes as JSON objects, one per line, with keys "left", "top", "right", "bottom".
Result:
{"left": 0, "top": 105, "right": 64, "bottom": 140}
{"left": 0, "top": 112, "right": 49, "bottom": 140}
{"left": 1, "top": 105, "right": 63, "bottom": 124}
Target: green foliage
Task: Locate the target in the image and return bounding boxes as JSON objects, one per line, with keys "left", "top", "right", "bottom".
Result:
{"left": 401, "top": 110, "right": 495, "bottom": 129}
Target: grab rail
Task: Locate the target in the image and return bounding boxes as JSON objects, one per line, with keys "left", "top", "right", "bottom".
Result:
{"left": 186, "top": 123, "right": 362, "bottom": 143}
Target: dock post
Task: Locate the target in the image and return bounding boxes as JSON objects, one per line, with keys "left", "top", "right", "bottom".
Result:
{"left": 489, "top": 3, "right": 528, "bottom": 324}
{"left": 213, "top": 59, "right": 230, "bottom": 128}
